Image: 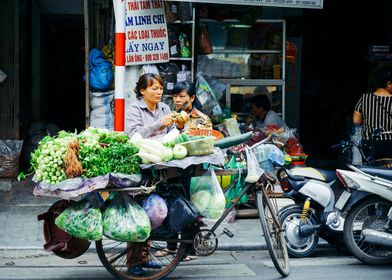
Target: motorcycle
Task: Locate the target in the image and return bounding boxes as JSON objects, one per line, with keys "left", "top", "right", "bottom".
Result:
{"left": 277, "top": 166, "right": 346, "bottom": 257}
{"left": 336, "top": 164, "right": 392, "bottom": 265}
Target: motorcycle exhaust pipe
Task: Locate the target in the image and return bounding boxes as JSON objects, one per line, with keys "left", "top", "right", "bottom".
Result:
{"left": 361, "top": 229, "right": 392, "bottom": 248}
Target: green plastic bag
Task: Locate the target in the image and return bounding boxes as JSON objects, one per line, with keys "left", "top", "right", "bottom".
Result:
{"left": 205, "top": 157, "right": 248, "bottom": 207}
{"left": 102, "top": 194, "right": 151, "bottom": 242}
{"left": 55, "top": 196, "right": 103, "bottom": 241}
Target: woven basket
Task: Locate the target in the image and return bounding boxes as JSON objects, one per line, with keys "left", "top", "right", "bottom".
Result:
{"left": 180, "top": 137, "right": 215, "bottom": 156}
{"left": 188, "top": 129, "right": 224, "bottom": 140}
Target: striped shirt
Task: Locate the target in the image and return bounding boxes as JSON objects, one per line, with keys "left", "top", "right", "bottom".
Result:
{"left": 354, "top": 93, "right": 392, "bottom": 140}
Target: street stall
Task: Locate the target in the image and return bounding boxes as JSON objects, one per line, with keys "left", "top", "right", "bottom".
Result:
{"left": 31, "top": 126, "right": 290, "bottom": 279}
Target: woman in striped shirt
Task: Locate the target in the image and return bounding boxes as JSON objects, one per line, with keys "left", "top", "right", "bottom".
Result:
{"left": 353, "top": 66, "right": 392, "bottom": 159}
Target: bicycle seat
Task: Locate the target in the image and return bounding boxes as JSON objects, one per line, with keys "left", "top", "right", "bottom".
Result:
{"left": 357, "top": 166, "right": 392, "bottom": 182}
{"left": 289, "top": 167, "right": 336, "bottom": 183}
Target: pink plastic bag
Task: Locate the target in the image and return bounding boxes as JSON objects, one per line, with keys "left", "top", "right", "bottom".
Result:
{"left": 141, "top": 194, "right": 168, "bottom": 229}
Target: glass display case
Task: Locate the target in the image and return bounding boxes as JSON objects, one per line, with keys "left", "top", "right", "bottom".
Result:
{"left": 197, "top": 19, "right": 286, "bottom": 119}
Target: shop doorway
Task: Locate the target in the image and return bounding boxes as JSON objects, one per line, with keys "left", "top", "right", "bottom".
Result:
{"left": 41, "top": 15, "right": 85, "bottom": 132}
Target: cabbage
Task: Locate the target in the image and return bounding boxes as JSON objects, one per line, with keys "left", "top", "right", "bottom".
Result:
{"left": 191, "top": 190, "right": 211, "bottom": 213}
{"left": 173, "top": 145, "right": 187, "bottom": 159}
{"left": 207, "top": 193, "right": 226, "bottom": 219}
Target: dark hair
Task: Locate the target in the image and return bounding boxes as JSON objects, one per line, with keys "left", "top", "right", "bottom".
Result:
{"left": 252, "top": 94, "right": 271, "bottom": 112}
{"left": 374, "top": 67, "right": 392, "bottom": 89}
{"left": 172, "top": 81, "right": 203, "bottom": 110}
{"left": 134, "top": 73, "right": 163, "bottom": 98}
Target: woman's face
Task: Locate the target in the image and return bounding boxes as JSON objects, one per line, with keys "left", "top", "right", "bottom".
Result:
{"left": 173, "top": 90, "right": 195, "bottom": 111}
{"left": 140, "top": 79, "right": 163, "bottom": 105}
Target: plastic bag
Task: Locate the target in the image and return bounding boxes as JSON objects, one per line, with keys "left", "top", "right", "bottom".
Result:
{"left": 141, "top": 194, "right": 168, "bottom": 229}
{"left": 195, "top": 75, "right": 222, "bottom": 116}
{"left": 0, "top": 140, "right": 23, "bottom": 178}
{"left": 109, "top": 173, "right": 142, "bottom": 188}
{"left": 164, "top": 191, "right": 199, "bottom": 234}
{"left": 0, "top": 69, "right": 7, "bottom": 83}
{"left": 102, "top": 193, "right": 151, "bottom": 242}
{"left": 199, "top": 26, "right": 212, "bottom": 55}
{"left": 55, "top": 195, "right": 103, "bottom": 241}
{"left": 88, "top": 48, "right": 114, "bottom": 91}
{"left": 190, "top": 169, "right": 226, "bottom": 219}
{"left": 222, "top": 157, "right": 248, "bottom": 206}
{"left": 245, "top": 147, "right": 264, "bottom": 183}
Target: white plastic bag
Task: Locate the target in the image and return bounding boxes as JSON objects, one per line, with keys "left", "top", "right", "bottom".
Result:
{"left": 0, "top": 69, "right": 7, "bottom": 83}
{"left": 245, "top": 146, "right": 264, "bottom": 183}
{"left": 190, "top": 169, "right": 226, "bottom": 220}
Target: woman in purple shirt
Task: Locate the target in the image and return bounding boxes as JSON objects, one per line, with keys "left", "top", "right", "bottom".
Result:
{"left": 125, "top": 73, "right": 176, "bottom": 138}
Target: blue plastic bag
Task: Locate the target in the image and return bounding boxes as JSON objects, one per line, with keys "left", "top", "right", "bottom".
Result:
{"left": 88, "top": 48, "right": 114, "bottom": 91}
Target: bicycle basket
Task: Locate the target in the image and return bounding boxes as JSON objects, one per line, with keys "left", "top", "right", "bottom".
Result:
{"left": 180, "top": 137, "right": 215, "bottom": 156}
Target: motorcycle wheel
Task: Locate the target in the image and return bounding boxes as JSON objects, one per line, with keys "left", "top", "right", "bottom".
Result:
{"left": 343, "top": 196, "right": 392, "bottom": 265}
{"left": 279, "top": 205, "right": 319, "bottom": 258}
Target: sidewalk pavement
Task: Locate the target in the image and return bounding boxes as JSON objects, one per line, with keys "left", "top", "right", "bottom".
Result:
{"left": 0, "top": 177, "right": 329, "bottom": 251}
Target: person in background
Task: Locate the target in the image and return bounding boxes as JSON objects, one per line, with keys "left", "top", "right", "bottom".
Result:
{"left": 125, "top": 73, "right": 182, "bottom": 139}
{"left": 353, "top": 66, "right": 392, "bottom": 159}
{"left": 248, "top": 94, "right": 287, "bottom": 129}
{"left": 171, "top": 81, "right": 212, "bottom": 131}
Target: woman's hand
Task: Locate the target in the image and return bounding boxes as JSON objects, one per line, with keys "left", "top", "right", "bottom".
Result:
{"left": 174, "top": 111, "right": 190, "bottom": 127}
{"left": 161, "top": 114, "right": 176, "bottom": 127}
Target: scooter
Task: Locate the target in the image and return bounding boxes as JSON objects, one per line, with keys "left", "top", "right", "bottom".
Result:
{"left": 277, "top": 166, "right": 347, "bottom": 257}
{"left": 336, "top": 164, "right": 392, "bottom": 265}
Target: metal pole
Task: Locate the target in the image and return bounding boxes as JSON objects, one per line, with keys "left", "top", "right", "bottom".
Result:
{"left": 84, "top": 0, "right": 90, "bottom": 129}
{"left": 113, "top": 0, "right": 125, "bottom": 132}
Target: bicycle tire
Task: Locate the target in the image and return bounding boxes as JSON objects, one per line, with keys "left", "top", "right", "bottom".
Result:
{"left": 96, "top": 238, "right": 186, "bottom": 280}
{"left": 257, "top": 191, "right": 290, "bottom": 277}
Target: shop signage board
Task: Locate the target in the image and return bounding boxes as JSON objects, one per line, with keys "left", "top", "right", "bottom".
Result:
{"left": 125, "top": 0, "right": 169, "bottom": 65}
{"left": 174, "top": 0, "right": 323, "bottom": 9}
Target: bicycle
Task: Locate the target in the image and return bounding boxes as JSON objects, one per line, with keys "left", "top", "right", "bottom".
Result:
{"left": 333, "top": 127, "right": 392, "bottom": 168}
{"left": 95, "top": 151, "right": 289, "bottom": 279}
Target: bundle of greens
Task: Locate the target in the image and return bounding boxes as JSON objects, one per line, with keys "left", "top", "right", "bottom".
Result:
{"left": 30, "top": 131, "right": 78, "bottom": 184}
{"left": 78, "top": 142, "right": 140, "bottom": 178}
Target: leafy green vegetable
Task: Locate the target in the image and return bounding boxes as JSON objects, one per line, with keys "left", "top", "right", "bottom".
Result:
{"left": 78, "top": 142, "right": 141, "bottom": 178}
{"left": 102, "top": 197, "right": 151, "bottom": 242}
{"left": 55, "top": 201, "right": 103, "bottom": 241}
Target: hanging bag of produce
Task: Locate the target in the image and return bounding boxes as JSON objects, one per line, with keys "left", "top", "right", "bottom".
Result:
{"left": 140, "top": 194, "right": 168, "bottom": 229}
{"left": 245, "top": 146, "right": 264, "bottom": 183}
{"left": 55, "top": 194, "right": 103, "bottom": 241}
{"left": 190, "top": 169, "right": 226, "bottom": 220}
{"left": 102, "top": 193, "right": 151, "bottom": 242}
{"left": 164, "top": 190, "right": 199, "bottom": 234}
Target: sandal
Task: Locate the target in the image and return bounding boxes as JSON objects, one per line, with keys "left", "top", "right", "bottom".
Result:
{"left": 154, "top": 249, "right": 177, "bottom": 257}
{"left": 182, "top": 255, "right": 199, "bottom": 262}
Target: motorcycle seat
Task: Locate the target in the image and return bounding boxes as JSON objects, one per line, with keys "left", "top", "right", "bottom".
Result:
{"left": 290, "top": 167, "right": 336, "bottom": 183}
{"left": 357, "top": 166, "right": 392, "bottom": 182}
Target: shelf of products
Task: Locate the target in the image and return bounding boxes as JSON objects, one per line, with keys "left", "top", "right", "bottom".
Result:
{"left": 197, "top": 18, "right": 286, "bottom": 119}
{"left": 159, "top": 1, "right": 195, "bottom": 109}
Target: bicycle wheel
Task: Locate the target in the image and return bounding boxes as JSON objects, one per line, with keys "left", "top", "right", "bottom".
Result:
{"left": 257, "top": 191, "right": 290, "bottom": 277}
{"left": 96, "top": 237, "right": 186, "bottom": 280}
